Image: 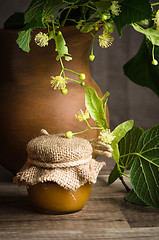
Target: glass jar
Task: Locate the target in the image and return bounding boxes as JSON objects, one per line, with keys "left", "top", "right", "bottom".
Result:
{"left": 27, "top": 182, "right": 92, "bottom": 214}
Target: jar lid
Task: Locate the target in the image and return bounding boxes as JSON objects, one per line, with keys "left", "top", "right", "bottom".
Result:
{"left": 14, "top": 132, "right": 105, "bottom": 191}
{"left": 27, "top": 133, "right": 93, "bottom": 164}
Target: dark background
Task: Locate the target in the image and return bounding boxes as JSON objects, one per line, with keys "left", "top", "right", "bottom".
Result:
{"left": 0, "top": 0, "right": 159, "bottom": 181}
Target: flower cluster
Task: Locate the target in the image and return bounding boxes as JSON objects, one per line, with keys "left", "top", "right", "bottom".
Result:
{"left": 98, "top": 129, "right": 116, "bottom": 145}
{"left": 110, "top": 1, "right": 121, "bottom": 16}
{"left": 34, "top": 32, "right": 49, "bottom": 47}
{"left": 50, "top": 76, "right": 67, "bottom": 90}
{"left": 75, "top": 109, "right": 90, "bottom": 122}
{"left": 99, "top": 30, "right": 114, "bottom": 48}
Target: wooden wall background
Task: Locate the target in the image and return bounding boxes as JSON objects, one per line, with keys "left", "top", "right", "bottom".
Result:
{"left": 0, "top": 0, "right": 159, "bottom": 180}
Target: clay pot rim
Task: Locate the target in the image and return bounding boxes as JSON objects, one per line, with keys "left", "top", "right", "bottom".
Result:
{"left": 0, "top": 23, "right": 103, "bottom": 32}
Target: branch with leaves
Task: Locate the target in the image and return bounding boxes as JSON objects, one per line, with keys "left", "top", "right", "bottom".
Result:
{"left": 65, "top": 86, "right": 159, "bottom": 208}
{"left": 4, "top": 0, "right": 159, "bottom": 96}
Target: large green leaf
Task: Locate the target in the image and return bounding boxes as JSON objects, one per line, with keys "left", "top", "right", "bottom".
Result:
{"left": 130, "top": 124, "right": 159, "bottom": 208}
{"left": 114, "top": 0, "right": 152, "bottom": 36}
{"left": 125, "top": 189, "right": 147, "bottom": 206}
{"left": 119, "top": 126, "right": 144, "bottom": 170}
{"left": 85, "top": 87, "right": 108, "bottom": 129}
{"left": 108, "top": 126, "right": 143, "bottom": 185}
{"left": 124, "top": 38, "right": 159, "bottom": 97}
{"left": 4, "top": 12, "right": 25, "bottom": 29}
{"left": 24, "top": 0, "right": 46, "bottom": 24}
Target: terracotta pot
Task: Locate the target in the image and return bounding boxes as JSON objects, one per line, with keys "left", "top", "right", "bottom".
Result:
{"left": 0, "top": 27, "right": 109, "bottom": 173}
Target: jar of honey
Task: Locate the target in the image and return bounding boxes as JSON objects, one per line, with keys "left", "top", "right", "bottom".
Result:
{"left": 27, "top": 182, "right": 92, "bottom": 213}
{"left": 14, "top": 131, "right": 105, "bottom": 214}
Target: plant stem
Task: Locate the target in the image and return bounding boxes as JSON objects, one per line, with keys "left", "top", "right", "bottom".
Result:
{"left": 72, "top": 124, "right": 101, "bottom": 137}
{"left": 85, "top": 119, "right": 92, "bottom": 129}
{"left": 120, "top": 152, "right": 136, "bottom": 158}
{"left": 62, "top": 7, "right": 72, "bottom": 27}
{"left": 85, "top": 4, "right": 102, "bottom": 16}
{"left": 152, "top": 44, "right": 155, "bottom": 61}
{"left": 91, "top": 127, "right": 101, "bottom": 130}
{"left": 91, "top": 36, "right": 95, "bottom": 55}
{"left": 59, "top": 58, "right": 66, "bottom": 78}
{"left": 67, "top": 78, "right": 81, "bottom": 84}
{"left": 120, "top": 152, "right": 159, "bottom": 168}
{"left": 151, "top": 2, "right": 159, "bottom": 6}
{"left": 72, "top": 128, "right": 90, "bottom": 136}
{"left": 119, "top": 176, "right": 131, "bottom": 192}
{"left": 64, "top": 68, "right": 80, "bottom": 76}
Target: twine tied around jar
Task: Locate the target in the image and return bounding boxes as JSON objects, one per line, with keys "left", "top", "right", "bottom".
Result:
{"left": 14, "top": 130, "right": 106, "bottom": 191}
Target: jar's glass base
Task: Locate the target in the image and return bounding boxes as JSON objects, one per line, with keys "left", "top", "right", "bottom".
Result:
{"left": 32, "top": 207, "right": 83, "bottom": 215}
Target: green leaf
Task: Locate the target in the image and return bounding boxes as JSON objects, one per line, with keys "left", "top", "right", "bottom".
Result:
{"left": 55, "top": 32, "right": 72, "bottom": 61}
{"left": 114, "top": 0, "right": 152, "bottom": 36}
{"left": 130, "top": 124, "right": 159, "bottom": 208}
{"left": 124, "top": 38, "right": 159, "bottom": 97}
{"left": 16, "top": 9, "right": 46, "bottom": 53}
{"left": 125, "top": 189, "right": 147, "bottom": 206}
{"left": 65, "top": 56, "right": 72, "bottom": 61}
{"left": 111, "top": 120, "right": 134, "bottom": 162}
{"left": 24, "top": 0, "right": 45, "bottom": 24}
{"left": 80, "top": 24, "right": 94, "bottom": 33}
{"left": 112, "top": 120, "right": 134, "bottom": 145}
{"left": 108, "top": 126, "right": 143, "bottom": 184}
{"left": 43, "top": 0, "right": 63, "bottom": 20}
{"left": 92, "top": 0, "right": 112, "bottom": 10}
{"left": 63, "top": 0, "right": 80, "bottom": 3}
{"left": 132, "top": 24, "right": 159, "bottom": 46}
{"left": 85, "top": 87, "right": 108, "bottom": 129}
{"left": 16, "top": 28, "right": 32, "bottom": 53}
{"left": 4, "top": 12, "right": 25, "bottom": 29}
{"left": 108, "top": 164, "right": 119, "bottom": 185}
{"left": 119, "top": 126, "right": 144, "bottom": 170}
{"left": 76, "top": 20, "right": 85, "bottom": 30}
{"left": 102, "top": 92, "right": 110, "bottom": 105}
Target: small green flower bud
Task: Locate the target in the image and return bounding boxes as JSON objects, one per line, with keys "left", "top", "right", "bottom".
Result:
{"left": 58, "top": 31, "right": 62, "bottom": 36}
{"left": 101, "top": 14, "right": 108, "bottom": 21}
{"left": 89, "top": 54, "right": 95, "bottom": 61}
{"left": 65, "top": 131, "right": 73, "bottom": 139}
{"left": 152, "top": 59, "right": 158, "bottom": 66}
{"left": 108, "top": 28, "right": 114, "bottom": 33}
{"left": 80, "top": 81, "right": 85, "bottom": 87}
{"left": 95, "top": 26, "right": 99, "bottom": 31}
{"left": 61, "top": 88, "right": 68, "bottom": 95}
{"left": 79, "top": 73, "right": 86, "bottom": 81}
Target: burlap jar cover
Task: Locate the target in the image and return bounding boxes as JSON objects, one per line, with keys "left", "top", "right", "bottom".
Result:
{"left": 14, "top": 132, "right": 105, "bottom": 191}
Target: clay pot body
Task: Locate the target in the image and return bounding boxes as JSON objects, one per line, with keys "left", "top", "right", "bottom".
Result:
{"left": 0, "top": 27, "right": 109, "bottom": 173}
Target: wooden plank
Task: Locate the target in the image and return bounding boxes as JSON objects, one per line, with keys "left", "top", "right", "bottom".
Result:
{"left": 1, "top": 176, "right": 159, "bottom": 239}
{"left": 1, "top": 227, "right": 159, "bottom": 240}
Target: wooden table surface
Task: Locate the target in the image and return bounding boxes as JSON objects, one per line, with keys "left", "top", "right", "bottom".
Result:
{"left": 1, "top": 174, "right": 159, "bottom": 240}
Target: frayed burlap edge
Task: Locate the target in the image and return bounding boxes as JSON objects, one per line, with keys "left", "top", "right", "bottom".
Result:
{"left": 13, "top": 159, "right": 105, "bottom": 191}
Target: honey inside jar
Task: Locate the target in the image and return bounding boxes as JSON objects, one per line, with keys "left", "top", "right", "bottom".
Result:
{"left": 27, "top": 182, "right": 92, "bottom": 214}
